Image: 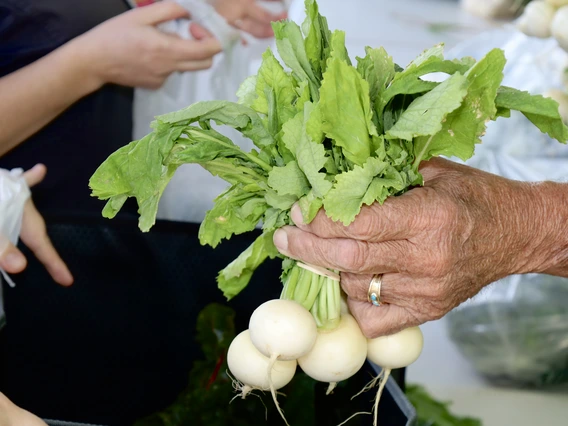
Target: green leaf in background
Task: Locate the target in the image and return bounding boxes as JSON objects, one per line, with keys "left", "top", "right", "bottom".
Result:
{"left": 198, "top": 185, "right": 267, "bottom": 248}
{"left": 217, "top": 231, "right": 279, "bottom": 300}
{"left": 413, "top": 48, "right": 506, "bottom": 165}
{"left": 268, "top": 160, "right": 310, "bottom": 198}
{"left": 406, "top": 384, "right": 483, "bottom": 426}
{"left": 318, "top": 56, "right": 377, "bottom": 166}
{"left": 323, "top": 156, "right": 388, "bottom": 225}
{"left": 273, "top": 20, "right": 320, "bottom": 101}
{"left": 495, "top": 86, "right": 568, "bottom": 143}
{"left": 386, "top": 72, "right": 468, "bottom": 141}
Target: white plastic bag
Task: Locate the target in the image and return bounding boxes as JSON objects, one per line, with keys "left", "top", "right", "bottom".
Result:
{"left": 0, "top": 168, "right": 31, "bottom": 327}
{"left": 444, "top": 28, "right": 568, "bottom": 388}
{"left": 133, "top": 0, "right": 285, "bottom": 224}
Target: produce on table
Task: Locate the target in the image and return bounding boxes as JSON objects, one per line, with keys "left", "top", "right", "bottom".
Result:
{"left": 89, "top": 0, "right": 568, "bottom": 424}
{"left": 516, "top": 1, "right": 568, "bottom": 53}
{"left": 460, "top": 0, "right": 530, "bottom": 19}
{"left": 516, "top": 1, "right": 556, "bottom": 38}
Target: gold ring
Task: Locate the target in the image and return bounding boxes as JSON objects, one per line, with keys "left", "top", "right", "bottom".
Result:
{"left": 367, "top": 274, "right": 383, "bottom": 306}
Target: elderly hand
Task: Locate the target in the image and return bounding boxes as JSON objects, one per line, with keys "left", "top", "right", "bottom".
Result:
{"left": 74, "top": 2, "right": 223, "bottom": 90}
{"left": 0, "top": 392, "right": 47, "bottom": 426}
{"left": 0, "top": 164, "right": 73, "bottom": 286}
{"left": 211, "top": 0, "right": 287, "bottom": 38}
{"left": 273, "top": 158, "right": 568, "bottom": 338}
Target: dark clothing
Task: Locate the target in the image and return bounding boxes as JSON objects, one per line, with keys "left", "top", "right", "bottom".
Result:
{"left": 0, "top": 2, "right": 282, "bottom": 425}
{"left": 0, "top": 0, "right": 134, "bottom": 216}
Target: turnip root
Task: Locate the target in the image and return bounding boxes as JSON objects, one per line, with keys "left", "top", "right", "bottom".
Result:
{"left": 227, "top": 330, "right": 297, "bottom": 397}
{"left": 247, "top": 299, "right": 317, "bottom": 425}
{"left": 543, "top": 88, "right": 568, "bottom": 123}
{"left": 364, "top": 327, "right": 424, "bottom": 426}
{"left": 517, "top": 1, "right": 556, "bottom": 38}
{"left": 297, "top": 314, "right": 367, "bottom": 395}
{"left": 551, "top": 6, "right": 568, "bottom": 52}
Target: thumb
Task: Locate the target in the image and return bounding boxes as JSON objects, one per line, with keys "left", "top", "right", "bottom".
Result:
{"left": 23, "top": 164, "right": 47, "bottom": 188}
{"left": 129, "top": 1, "right": 190, "bottom": 26}
{"left": 0, "top": 235, "right": 27, "bottom": 274}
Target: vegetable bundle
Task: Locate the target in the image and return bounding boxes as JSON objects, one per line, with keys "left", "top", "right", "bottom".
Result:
{"left": 90, "top": 0, "right": 568, "bottom": 424}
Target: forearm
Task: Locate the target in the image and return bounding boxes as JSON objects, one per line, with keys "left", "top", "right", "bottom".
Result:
{"left": 0, "top": 38, "right": 102, "bottom": 155}
{"left": 523, "top": 181, "right": 568, "bottom": 277}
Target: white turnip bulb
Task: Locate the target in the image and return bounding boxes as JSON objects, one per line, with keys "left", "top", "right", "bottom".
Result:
{"left": 227, "top": 329, "right": 297, "bottom": 396}
{"left": 249, "top": 299, "right": 317, "bottom": 361}
{"left": 298, "top": 314, "right": 367, "bottom": 394}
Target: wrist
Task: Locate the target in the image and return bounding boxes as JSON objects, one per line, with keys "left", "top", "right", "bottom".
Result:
{"left": 59, "top": 36, "right": 105, "bottom": 94}
{"left": 514, "top": 181, "right": 568, "bottom": 277}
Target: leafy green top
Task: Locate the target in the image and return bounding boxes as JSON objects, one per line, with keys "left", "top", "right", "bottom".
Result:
{"left": 89, "top": 0, "right": 568, "bottom": 300}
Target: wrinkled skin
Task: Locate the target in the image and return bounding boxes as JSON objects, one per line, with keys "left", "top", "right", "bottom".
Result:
{"left": 273, "top": 158, "right": 568, "bottom": 338}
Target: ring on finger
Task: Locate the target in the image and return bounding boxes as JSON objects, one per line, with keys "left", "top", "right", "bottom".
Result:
{"left": 367, "top": 274, "right": 384, "bottom": 307}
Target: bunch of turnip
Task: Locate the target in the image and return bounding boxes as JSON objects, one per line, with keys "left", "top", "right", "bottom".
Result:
{"left": 227, "top": 297, "right": 424, "bottom": 426}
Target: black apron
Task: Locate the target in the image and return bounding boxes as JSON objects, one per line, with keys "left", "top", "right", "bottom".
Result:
{"left": 0, "top": 2, "right": 283, "bottom": 424}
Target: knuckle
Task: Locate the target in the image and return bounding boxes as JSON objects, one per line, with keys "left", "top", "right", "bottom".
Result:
{"left": 349, "top": 215, "right": 377, "bottom": 240}
{"left": 337, "top": 240, "right": 369, "bottom": 272}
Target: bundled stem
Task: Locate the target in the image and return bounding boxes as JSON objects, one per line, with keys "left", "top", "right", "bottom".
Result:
{"left": 280, "top": 262, "right": 341, "bottom": 330}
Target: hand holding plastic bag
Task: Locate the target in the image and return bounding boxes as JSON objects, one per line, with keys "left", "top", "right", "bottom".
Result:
{"left": 0, "top": 164, "right": 73, "bottom": 287}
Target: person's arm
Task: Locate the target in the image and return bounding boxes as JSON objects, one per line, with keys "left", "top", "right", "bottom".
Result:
{"left": 0, "top": 2, "right": 222, "bottom": 156}
{"left": 0, "top": 392, "right": 47, "bottom": 426}
{"left": 0, "top": 41, "right": 101, "bottom": 156}
{"left": 272, "top": 158, "right": 568, "bottom": 337}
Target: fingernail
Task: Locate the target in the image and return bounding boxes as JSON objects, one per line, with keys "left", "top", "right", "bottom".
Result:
{"left": 5, "top": 253, "right": 26, "bottom": 270}
{"left": 273, "top": 229, "right": 289, "bottom": 254}
{"left": 291, "top": 203, "right": 304, "bottom": 226}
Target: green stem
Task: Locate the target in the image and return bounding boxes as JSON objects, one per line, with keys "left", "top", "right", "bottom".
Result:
{"left": 412, "top": 134, "right": 435, "bottom": 170}
{"left": 293, "top": 269, "right": 312, "bottom": 308}
{"left": 281, "top": 262, "right": 342, "bottom": 331}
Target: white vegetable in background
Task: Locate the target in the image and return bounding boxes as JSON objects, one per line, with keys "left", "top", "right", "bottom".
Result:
{"left": 297, "top": 314, "right": 367, "bottom": 394}
{"left": 545, "top": 0, "right": 568, "bottom": 7}
{"left": 460, "top": 0, "right": 521, "bottom": 19}
{"left": 227, "top": 330, "right": 297, "bottom": 396}
{"left": 551, "top": 6, "right": 568, "bottom": 51}
{"left": 517, "top": 1, "right": 556, "bottom": 38}
{"left": 543, "top": 88, "right": 568, "bottom": 122}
